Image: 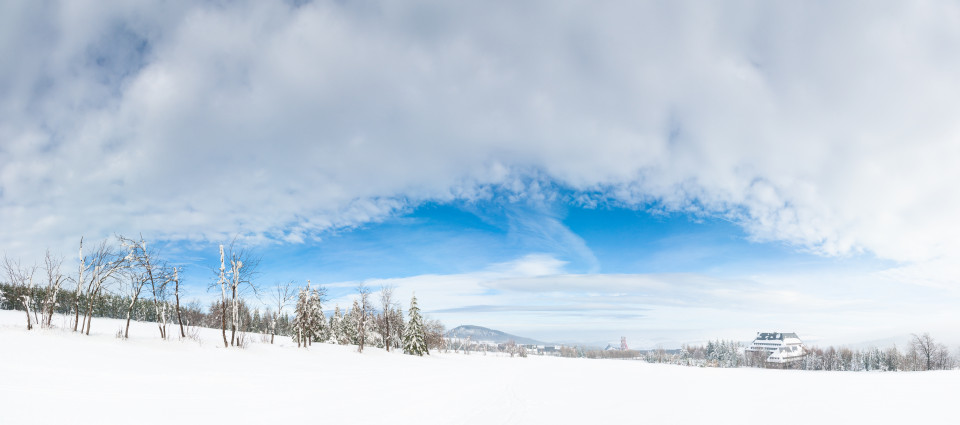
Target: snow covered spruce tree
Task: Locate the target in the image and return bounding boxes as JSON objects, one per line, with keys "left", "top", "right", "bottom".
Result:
{"left": 403, "top": 294, "right": 428, "bottom": 356}
{"left": 292, "top": 286, "right": 310, "bottom": 347}
{"left": 330, "top": 305, "right": 346, "bottom": 344}
{"left": 291, "top": 281, "right": 327, "bottom": 347}
{"left": 307, "top": 282, "right": 328, "bottom": 343}
{"left": 342, "top": 301, "right": 359, "bottom": 345}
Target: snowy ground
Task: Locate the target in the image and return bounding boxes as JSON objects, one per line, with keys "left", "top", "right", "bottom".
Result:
{"left": 1, "top": 310, "right": 957, "bottom": 424}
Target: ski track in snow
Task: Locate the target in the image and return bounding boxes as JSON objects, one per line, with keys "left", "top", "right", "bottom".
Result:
{"left": 0, "top": 310, "right": 956, "bottom": 424}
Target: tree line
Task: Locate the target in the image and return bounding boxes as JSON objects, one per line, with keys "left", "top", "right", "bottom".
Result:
{"left": 0, "top": 236, "right": 445, "bottom": 356}
{"left": 579, "top": 334, "right": 955, "bottom": 371}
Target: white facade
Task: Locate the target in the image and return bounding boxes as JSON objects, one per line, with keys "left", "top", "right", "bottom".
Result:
{"left": 745, "top": 332, "right": 806, "bottom": 363}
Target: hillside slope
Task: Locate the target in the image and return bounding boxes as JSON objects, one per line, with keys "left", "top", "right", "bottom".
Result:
{"left": 445, "top": 325, "right": 544, "bottom": 345}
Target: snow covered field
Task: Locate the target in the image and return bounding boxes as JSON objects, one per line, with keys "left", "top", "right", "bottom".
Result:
{"left": 1, "top": 310, "right": 956, "bottom": 424}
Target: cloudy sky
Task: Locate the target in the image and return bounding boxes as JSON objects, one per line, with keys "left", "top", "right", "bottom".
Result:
{"left": 3, "top": 0, "right": 960, "bottom": 348}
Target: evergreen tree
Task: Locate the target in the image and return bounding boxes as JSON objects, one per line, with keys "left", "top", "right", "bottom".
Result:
{"left": 251, "top": 308, "right": 262, "bottom": 333}
{"left": 291, "top": 287, "right": 311, "bottom": 347}
{"left": 291, "top": 283, "right": 327, "bottom": 346}
{"left": 330, "top": 304, "right": 345, "bottom": 344}
{"left": 344, "top": 300, "right": 360, "bottom": 345}
{"left": 403, "top": 294, "right": 428, "bottom": 356}
{"left": 307, "top": 286, "right": 327, "bottom": 343}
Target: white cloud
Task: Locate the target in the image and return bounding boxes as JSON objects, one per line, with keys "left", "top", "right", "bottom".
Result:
{"left": 323, "top": 253, "right": 960, "bottom": 346}
{"left": 2, "top": 0, "right": 960, "bottom": 285}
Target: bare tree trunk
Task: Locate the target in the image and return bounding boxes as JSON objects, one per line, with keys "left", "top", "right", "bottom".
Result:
{"left": 74, "top": 238, "right": 84, "bottom": 332}
{"left": 22, "top": 296, "right": 33, "bottom": 330}
{"left": 229, "top": 255, "right": 244, "bottom": 347}
{"left": 83, "top": 280, "right": 98, "bottom": 335}
{"left": 84, "top": 293, "right": 95, "bottom": 335}
{"left": 220, "top": 302, "right": 228, "bottom": 347}
{"left": 122, "top": 271, "right": 148, "bottom": 339}
{"left": 271, "top": 282, "right": 293, "bottom": 345}
{"left": 73, "top": 297, "right": 81, "bottom": 332}
{"left": 146, "top": 262, "right": 165, "bottom": 340}
{"left": 45, "top": 278, "right": 61, "bottom": 328}
{"left": 45, "top": 284, "right": 60, "bottom": 328}
{"left": 356, "top": 285, "right": 371, "bottom": 353}
{"left": 160, "top": 304, "right": 168, "bottom": 339}
{"left": 379, "top": 285, "right": 394, "bottom": 352}
{"left": 230, "top": 285, "right": 237, "bottom": 346}
{"left": 124, "top": 290, "right": 140, "bottom": 339}
{"left": 174, "top": 268, "right": 185, "bottom": 338}
{"left": 270, "top": 312, "right": 278, "bottom": 345}
{"left": 219, "top": 245, "right": 228, "bottom": 348}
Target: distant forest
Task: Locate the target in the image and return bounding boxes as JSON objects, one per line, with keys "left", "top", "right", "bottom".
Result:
{"left": 530, "top": 337, "right": 954, "bottom": 372}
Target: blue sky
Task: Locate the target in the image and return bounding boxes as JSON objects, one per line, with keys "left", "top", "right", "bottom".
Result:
{"left": 163, "top": 196, "right": 900, "bottom": 347}
{"left": 3, "top": 1, "right": 960, "bottom": 348}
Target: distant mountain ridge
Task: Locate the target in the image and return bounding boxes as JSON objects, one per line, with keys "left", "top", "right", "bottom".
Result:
{"left": 445, "top": 325, "right": 545, "bottom": 345}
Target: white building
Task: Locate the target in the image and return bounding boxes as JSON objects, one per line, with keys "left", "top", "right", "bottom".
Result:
{"left": 745, "top": 332, "right": 806, "bottom": 363}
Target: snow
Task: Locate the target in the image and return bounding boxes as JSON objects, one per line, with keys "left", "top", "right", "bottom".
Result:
{"left": 1, "top": 310, "right": 957, "bottom": 424}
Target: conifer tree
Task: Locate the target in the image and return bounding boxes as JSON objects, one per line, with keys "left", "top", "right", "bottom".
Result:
{"left": 292, "top": 282, "right": 327, "bottom": 347}
{"left": 330, "top": 305, "right": 345, "bottom": 344}
{"left": 292, "top": 287, "right": 310, "bottom": 347}
{"left": 343, "top": 301, "right": 359, "bottom": 345}
{"left": 403, "top": 294, "right": 428, "bottom": 356}
{"left": 307, "top": 285, "right": 326, "bottom": 343}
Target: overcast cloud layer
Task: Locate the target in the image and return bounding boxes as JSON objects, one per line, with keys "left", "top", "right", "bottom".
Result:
{"left": 3, "top": 1, "right": 960, "bottom": 342}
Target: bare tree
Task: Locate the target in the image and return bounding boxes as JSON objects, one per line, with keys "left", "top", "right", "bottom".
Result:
{"left": 70, "top": 238, "right": 125, "bottom": 334}
{"left": 3, "top": 256, "right": 38, "bottom": 330}
{"left": 172, "top": 267, "right": 185, "bottom": 338}
{"left": 211, "top": 241, "right": 260, "bottom": 348}
{"left": 119, "top": 235, "right": 173, "bottom": 339}
{"left": 934, "top": 343, "right": 952, "bottom": 370}
{"left": 505, "top": 339, "right": 517, "bottom": 357}
{"left": 79, "top": 240, "right": 128, "bottom": 335}
{"left": 911, "top": 333, "right": 951, "bottom": 370}
{"left": 225, "top": 243, "right": 260, "bottom": 347}
{"left": 152, "top": 272, "right": 172, "bottom": 339}
{"left": 425, "top": 318, "right": 447, "bottom": 353}
{"left": 41, "top": 250, "right": 65, "bottom": 328}
{"left": 121, "top": 270, "right": 148, "bottom": 339}
{"left": 377, "top": 285, "right": 397, "bottom": 352}
{"left": 356, "top": 284, "right": 372, "bottom": 353}
{"left": 214, "top": 245, "right": 229, "bottom": 347}
{"left": 71, "top": 238, "right": 85, "bottom": 332}
{"left": 270, "top": 281, "right": 295, "bottom": 344}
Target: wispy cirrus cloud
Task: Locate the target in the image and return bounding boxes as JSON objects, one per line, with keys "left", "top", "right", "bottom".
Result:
{"left": 319, "top": 253, "right": 958, "bottom": 346}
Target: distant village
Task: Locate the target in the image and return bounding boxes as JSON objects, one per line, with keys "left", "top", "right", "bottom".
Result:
{"left": 443, "top": 327, "right": 955, "bottom": 371}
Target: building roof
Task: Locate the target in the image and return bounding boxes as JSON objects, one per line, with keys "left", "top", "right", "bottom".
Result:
{"left": 754, "top": 332, "right": 799, "bottom": 341}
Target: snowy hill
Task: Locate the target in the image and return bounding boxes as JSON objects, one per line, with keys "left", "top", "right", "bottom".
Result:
{"left": 445, "top": 325, "right": 544, "bottom": 345}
